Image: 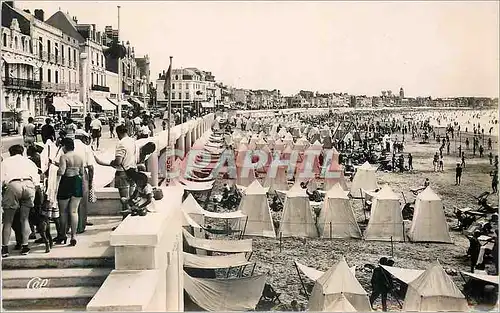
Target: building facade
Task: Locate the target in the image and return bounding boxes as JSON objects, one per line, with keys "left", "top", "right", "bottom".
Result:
{"left": 156, "top": 67, "right": 216, "bottom": 110}
{"left": 2, "top": 2, "right": 81, "bottom": 120}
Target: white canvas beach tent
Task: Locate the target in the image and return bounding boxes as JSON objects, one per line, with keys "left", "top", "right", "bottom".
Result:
{"left": 322, "top": 154, "right": 348, "bottom": 191}
{"left": 403, "top": 261, "right": 469, "bottom": 312}
{"left": 408, "top": 187, "right": 452, "bottom": 243}
{"left": 318, "top": 183, "right": 361, "bottom": 239}
{"left": 236, "top": 142, "right": 249, "bottom": 167}
{"left": 236, "top": 180, "right": 276, "bottom": 238}
{"left": 263, "top": 163, "right": 289, "bottom": 193}
{"left": 235, "top": 165, "right": 257, "bottom": 188}
{"left": 279, "top": 182, "right": 318, "bottom": 238}
{"left": 308, "top": 256, "right": 372, "bottom": 312}
{"left": 274, "top": 139, "right": 285, "bottom": 151}
{"left": 364, "top": 184, "right": 404, "bottom": 241}
{"left": 255, "top": 137, "right": 267, "bottom": 149}
{"left": 283, "top": 132, "right": 294, "bottom": 145}
{"left": 350, "top": 161, "right": 378, "bottom": 198}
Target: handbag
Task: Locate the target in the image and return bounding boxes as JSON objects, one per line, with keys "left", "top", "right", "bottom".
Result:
{"left": 88, "top": 185, "right": 97, "bottom": 203}
{"left": 153, "top": 187, "right": 163, "bottom": 201}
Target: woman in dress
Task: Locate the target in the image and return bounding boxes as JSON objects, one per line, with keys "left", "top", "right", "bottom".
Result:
{"left": 55, "top": 137, "right": 84, "bottom": 246}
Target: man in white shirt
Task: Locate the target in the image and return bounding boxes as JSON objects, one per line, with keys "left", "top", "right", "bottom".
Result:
{"left": 74, "top": 130, "right": 95, "bottom": 233}
{"left": 90, "top": 114, "right": 103, "bottom": 150}
{"left": 2, "top": 144, "right": 40, "bottom": 257}
{"left": 95, "top": 125, "right": 137, "bottom": 229}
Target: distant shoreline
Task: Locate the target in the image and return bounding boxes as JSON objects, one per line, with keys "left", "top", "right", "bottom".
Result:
{"left": 234, "top": 106, "right": 499, "bottom": 115}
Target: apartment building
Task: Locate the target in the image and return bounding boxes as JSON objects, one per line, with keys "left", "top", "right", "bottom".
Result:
{"left": 2, "top": 2, "right": 81, "bottom": 118}
{"left": 156, "top": 67, "right": 215, "bottom": 110}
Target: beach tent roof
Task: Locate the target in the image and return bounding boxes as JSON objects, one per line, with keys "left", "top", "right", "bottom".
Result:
{"left": 381, "top": 265, "right": 424, "bottom": 284}
{"left": 408, "top": 261, "right": 465, "bottom": 298}
{"left": 359, "top": 161, "right": 376, "bottom": 171}
{"left": 417, "top": 186, "right": 441, "bottom": 201}
{"left": 461, "top": 271, "right": 499, "bottom": 285}
{"left": 326, "top": 183, "right": 350, "bottom": 199}
{"left": 237, "top": 142, "right": 248, "bottom": 152}
{"left": 287, "top": 182, "right": 307, "bottom": 197}
{"left": 256, "top": 137, "right": 267, "bottom": 145}
{"left": 183, "top": 252, "right": 252, "bottom": 269}
{"left": 283, "top": 145, "right": 293, "bottom": 154}
{"left": 375, "top": 185, "right": 400, "bottom": 200}
{"left": 295, "top": 261, "right": 356, "bottom": 281}
{"left": 182, "top": 228, "right": 252, "bottom": 253}
{"left": 311, "top": 140, "right": 323, "bottom": 148}
{"left": 245, "top": 179, "right": 268, "bottom": 195}
{"left": 316, "top": 256, "right": 367, "bottom": 295}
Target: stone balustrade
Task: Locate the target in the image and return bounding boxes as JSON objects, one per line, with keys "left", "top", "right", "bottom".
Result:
{"left": 89, "top": 114, "right": 215, "bottom": 216}
{"left": 86, "top": 114, "right": 215, "bottom": 311}
{"left": 87, "top": 185, "right": 185, "bottom": 311}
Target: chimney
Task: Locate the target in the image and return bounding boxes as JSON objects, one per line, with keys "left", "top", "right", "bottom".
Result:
{"left": 5, "top": 1, "right": 14, "bottom": 8}
{"left": 159, "top": 73, "right": 161, "bottom": 79}
{"left": 34, "top": 9, "right": 45, "bottom": 22}
{"left": 73, "top": 16, "right": 78, "bottom": 24}
{"left": 23, "top": 9, "right": 30, "bottom": 14}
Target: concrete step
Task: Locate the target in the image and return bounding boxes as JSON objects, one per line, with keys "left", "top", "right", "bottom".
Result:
{"left": 4, "top": 307, "right": 86, "bottom": 312}
{"left": 2, "top": 268, "right": 112, "bottom": 289}
{"left": 2, "top": 254, "right": 114, "bottom": 270}
{"left": 2, "top": 287, "right": 99, "bottom": 311}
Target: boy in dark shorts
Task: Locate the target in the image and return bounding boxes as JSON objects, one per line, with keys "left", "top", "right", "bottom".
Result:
{"left": 121, "top": 172, "right": 155, "bottom": 216}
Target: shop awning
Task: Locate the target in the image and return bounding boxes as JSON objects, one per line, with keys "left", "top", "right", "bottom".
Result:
{"left": 201, "top": 102, "right": 214, "bottom": 108}
{"left": 129, "top": 97, "right": 145, "bottom": 108}
{"left": 2, "top": 56, "right": 36, "bottom": 67}
{"left": 107, "top": 98, "right": 132, "bottom": 107}
{"left": 91, "top": 97, "right": 116, "bottom": 111}
{"left": 51, "top": 97, "right": 70, "bottom": 112}
{"left": 68, "top": 99, "right": 83, "bottom": 107}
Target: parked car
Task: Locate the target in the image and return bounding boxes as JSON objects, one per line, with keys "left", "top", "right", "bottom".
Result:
{"left": 98, "top": 116, "right": 109, "bottom": 125}
{"left": 2, "top": 112, "right": 19, "bottom": 135}
{"left": 71, "top": 113, "right": 85, "bottom": 127}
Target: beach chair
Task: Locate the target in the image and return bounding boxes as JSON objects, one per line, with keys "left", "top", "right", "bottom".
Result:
{"left": 260, "top": 283, "right": 281, "bottom": 304}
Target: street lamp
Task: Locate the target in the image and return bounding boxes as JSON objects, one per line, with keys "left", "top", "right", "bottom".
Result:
{"left": 80, "top": 53, "right": 89, "bottom": 116}
{"left": 141, "top": 75, "right": 146, "bottom": 109}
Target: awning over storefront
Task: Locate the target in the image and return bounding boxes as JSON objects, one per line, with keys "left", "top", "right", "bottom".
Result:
{"left": 68, "top": 99, "right": 83, "bottom": 108}
{"left": 107, "top": 98, "right": 132, "bottom": 108}
{"left": 2, "top": 56, "right": 36, "bottom": 67}
{"left": 51, "top": 97, "right": 70, "bottom": 112}
{"left": 129, "top": 97, "right": 145, "bottom": 108}
{"left": 201, "top": 102, "right": 214, "bottom": 108}
{"left": 91, "top": 97, "right": 116, "bottom": 111}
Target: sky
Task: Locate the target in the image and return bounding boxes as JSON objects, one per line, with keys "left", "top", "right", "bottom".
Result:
{"left": 15, "top": 1, "right": 500, "bottom": 98}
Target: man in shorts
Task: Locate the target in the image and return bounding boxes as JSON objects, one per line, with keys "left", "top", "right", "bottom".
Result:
{"left": 2, "top": 145, "right": 40, "bottom": 257}
{"left": 23, "top": 117, "right": 37, "bottom": 147}
{"left": 90, "top": 114, "right": 103, "bottom": 150}
{"left": 94, "top": 125, "right": 136, "bottom": 230}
